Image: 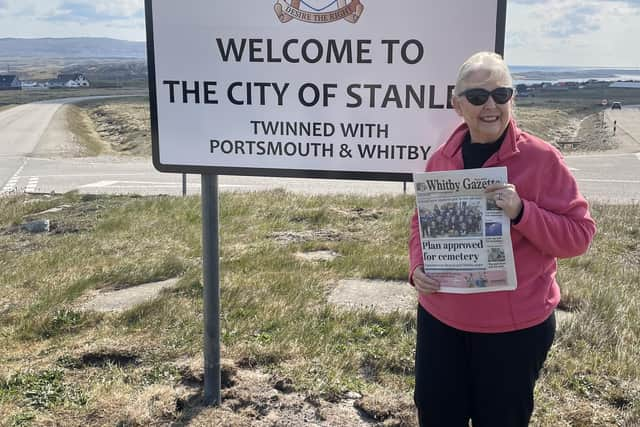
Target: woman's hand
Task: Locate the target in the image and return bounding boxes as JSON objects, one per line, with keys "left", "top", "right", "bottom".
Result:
{"left": 485, "top": 183, "right": 523, "bottom": 220}
{"left": 412, "top": 266, "right": 440, "bottom": 295}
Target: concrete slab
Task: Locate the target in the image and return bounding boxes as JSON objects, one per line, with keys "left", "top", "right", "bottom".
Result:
{"left": 329, "top": 280, "right": 576, "bottom": 329}
{"left": 328, "top": 279, "right": 416, "bottom": 314}
{"left": 79, "top": 278, "right": 180, "bottom": 313}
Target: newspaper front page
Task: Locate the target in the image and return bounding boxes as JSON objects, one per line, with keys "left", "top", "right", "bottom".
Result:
{"left": 413, "top": 167, "right": 517, "bottom": 293}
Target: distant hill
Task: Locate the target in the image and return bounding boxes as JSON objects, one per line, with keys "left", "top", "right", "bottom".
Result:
{"left": 0, "top": 37, "right": 146, "bottom": 59}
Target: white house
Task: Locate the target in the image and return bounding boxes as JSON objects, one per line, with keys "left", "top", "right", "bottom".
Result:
{"left": 21, "top": 81, "right": 48, "bottom": 90}
{"left": 0, "top": 74, "right": 21, "bottom": 90}
{"left": 48, "top": 73, "right": 90, "bottom": 88}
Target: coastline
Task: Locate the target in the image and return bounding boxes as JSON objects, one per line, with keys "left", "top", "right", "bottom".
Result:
{"left": 509, "top": 65, "right": 640, "bottom": 86}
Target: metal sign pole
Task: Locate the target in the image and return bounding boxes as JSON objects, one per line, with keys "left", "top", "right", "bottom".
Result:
{"left": 182, "top": 173, "right": 187, "bottom": 196}
{"left": 201, "top": 174, "right": 221, "bottom": 405}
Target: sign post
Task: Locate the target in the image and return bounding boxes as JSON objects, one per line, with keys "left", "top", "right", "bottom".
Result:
{"left": 201, "top": 174, "right": 221, "bottom": 405}
{"left": 145, "top": 0, "right": 507, "bottom": 406}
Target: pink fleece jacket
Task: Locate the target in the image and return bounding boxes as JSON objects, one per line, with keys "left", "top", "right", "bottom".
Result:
{"left": 409, "top": 119, "right": 596, "bottom": 333}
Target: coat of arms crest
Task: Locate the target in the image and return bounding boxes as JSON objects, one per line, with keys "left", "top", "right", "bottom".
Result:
{"left": 274, "top": 0, "right": 364, "bottom": 24}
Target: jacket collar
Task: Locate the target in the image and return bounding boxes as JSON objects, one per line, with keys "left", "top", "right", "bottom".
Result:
{"left": 441, "top": 118, "right": 521, "bottom": 162}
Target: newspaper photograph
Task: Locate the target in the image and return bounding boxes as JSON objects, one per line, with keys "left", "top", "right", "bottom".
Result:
{"left": 413, "top": 167, "right": 517, "bottom": 293}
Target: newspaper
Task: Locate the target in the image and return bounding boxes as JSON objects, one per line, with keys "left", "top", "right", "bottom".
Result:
{"left": 413, "top": 167, "right": 517, "bottom": 293}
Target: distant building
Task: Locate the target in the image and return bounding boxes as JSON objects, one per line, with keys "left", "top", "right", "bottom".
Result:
{"left": 516, "top": 83, "right": 528, "bottom": 93}
{"left": 21, "top": 81, "right": 48, "bottom": 90}
{"left": 557, "top": 81, "right": 579, "bottom": 88}
{"left": 48, "top": 73, "right": 90, "bottom": 88}
{"left": 609, "top": 82, "right": 640, "bottom": 89}
{"left": 584, "top": 80, "right": 610, "bottom": 88}
{"left": 0, "top": 74, "right": 21, "bottom": 90}
{"left": 545, "top": 85, "right": 569, "bottom": 91}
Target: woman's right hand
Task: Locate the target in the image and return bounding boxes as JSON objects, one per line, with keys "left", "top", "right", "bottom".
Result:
{"left": 412, "top": 266, "right": 440, "bottom": 295}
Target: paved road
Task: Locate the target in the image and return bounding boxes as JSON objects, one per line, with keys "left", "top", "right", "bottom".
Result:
{"left": 1, "top": 99, "right": 639, "bottom": 202}
{"left": 565, "top": 152, "right": 640, "bottom": 203}
{"left": 607, "top": 106, "right": 640, "bottom": 145}
{"left": 0, "top": 95, "right": 144, "bottom": 194}
{"left": 8, "top": 156, "right": 413, "bottom": 196}
{"left": 0, "top": 102, "right": 64, "bottom": 193}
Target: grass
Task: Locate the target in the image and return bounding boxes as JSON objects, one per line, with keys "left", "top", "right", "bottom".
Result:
{"left": 0, "top": 369, "right": 87, "bottom": 410}
{"left": 517, "top": 86, "right": 640, "bottom": 112}
{"left": 0, "top": 191, "right": 638, "bottom": 426}
{"left": 64, "top": 104, "right": 105, "bottom": 156}
{"left": 512, "top": 85, "right": 640, "bottom": 143}
{"left": 72, "top": 97, "right": 152, "bottom": 156}
{"left": 513, "top": 105, "right": 574, "bottom": 142}
{"left": 0, "top": 57, "right": 148, "bottom": 87}
{"left": 0, "top": 88, "right": 147, "bottom": 107}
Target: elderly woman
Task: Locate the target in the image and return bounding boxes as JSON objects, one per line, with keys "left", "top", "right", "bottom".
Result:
{"left": 408, "top": 52, "right": 596, "bottom": 426}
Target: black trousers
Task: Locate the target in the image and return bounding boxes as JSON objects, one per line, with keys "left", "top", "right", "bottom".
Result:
{"left": 414, "top": 304, "right": 555, "bottom": 427}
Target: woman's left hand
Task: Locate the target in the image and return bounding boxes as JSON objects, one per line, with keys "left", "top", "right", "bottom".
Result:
{"left": 485, "top": 183, "right": 523, "bottom": 220}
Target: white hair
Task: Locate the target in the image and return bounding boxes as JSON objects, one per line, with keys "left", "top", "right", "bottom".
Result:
{"left": 454, "top": 52, "right": 513, "bottom": 96}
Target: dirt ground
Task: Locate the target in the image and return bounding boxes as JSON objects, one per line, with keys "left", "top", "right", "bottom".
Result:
{"left": 160, "top": 358, "right": 416, "bottom": 427}
{"left": 70, "top": 274, "right": 417, "bottom": 425}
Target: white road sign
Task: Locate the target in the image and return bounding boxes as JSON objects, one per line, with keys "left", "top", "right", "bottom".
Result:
{"left": 146, "top": 0, "right": 506, "bottom": 180}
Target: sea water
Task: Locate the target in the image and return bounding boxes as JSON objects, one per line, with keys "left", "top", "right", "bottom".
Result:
{"left": 508, "top": 65, "right": 640, "bottom": 85}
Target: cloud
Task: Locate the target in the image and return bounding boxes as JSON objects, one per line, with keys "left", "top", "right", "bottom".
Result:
{"left": 0, "top": 0, "right": 142, "bottom": 23}
{"left": 545, "top": 5, "right": 601, "bottom": 37}
{"left": 93, "top": 0, "right": 143, "bottom": 18}
{"left": 506, "top": 0, "right": 640, "bottom": 66}
{"left": 505, "top": 32, "right": 527, "bottom": 49}
{"left": 509, "top": 0, "right": 640, "bottom": 39}
{"left": 0, "top": 0, "right": 145, "bottom": 40}
{"left": 45, "top": 0, "right": 143, "bottom": 22}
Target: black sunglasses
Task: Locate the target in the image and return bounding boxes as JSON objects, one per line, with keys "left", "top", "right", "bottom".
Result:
{"left": 459, "top": 87, "right": 514, "bottom": 106}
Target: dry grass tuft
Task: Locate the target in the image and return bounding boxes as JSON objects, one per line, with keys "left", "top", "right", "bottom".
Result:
{"left": 65, "top": 104, "right": 106, "bottom": 156}
{"left": 72, "top": 97, "right": 151, "bottom": 156}
{"left": 354, "top": 390, "right": 416, "bottom": 424}
{"left": 124, "top": 384, "right": 183, "bottom": 425}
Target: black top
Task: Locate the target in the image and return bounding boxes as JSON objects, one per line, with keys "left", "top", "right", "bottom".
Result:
{"left": 461, "top": 129, "right": 506, "bottom": 170}
{"left": 460, "top": 127, "right": 523, "bottom": 224}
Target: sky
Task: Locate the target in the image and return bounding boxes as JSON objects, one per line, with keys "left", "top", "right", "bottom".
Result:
{"left": 0, "top": 0, "right": 639, "bottom": 68}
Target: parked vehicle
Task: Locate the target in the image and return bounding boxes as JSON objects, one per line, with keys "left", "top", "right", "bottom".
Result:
{"left": 611, "top": 102, "right": 622, "bottom": 110}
